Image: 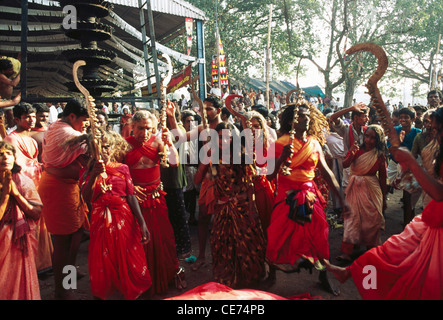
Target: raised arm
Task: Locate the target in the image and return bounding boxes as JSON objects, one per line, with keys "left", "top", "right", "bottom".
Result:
{"left": 330, "top": 102, "right": 367, "bottom": 125}
{"left": 392, "top": 147, "right": 443, "bottom": 202}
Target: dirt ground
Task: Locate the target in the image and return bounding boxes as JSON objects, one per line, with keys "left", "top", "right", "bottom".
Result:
{"left": 38, "top": 188, "right": 411, "bottom": 301}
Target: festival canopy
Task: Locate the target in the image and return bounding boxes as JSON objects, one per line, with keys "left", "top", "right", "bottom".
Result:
{"left": 244, "top": 78, "right": 325, "bottom": 98}
{"left": 0, "top": 0, "right": 208, "bottom": 98}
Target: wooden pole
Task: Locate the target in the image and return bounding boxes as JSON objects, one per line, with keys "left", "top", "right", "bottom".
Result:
{"left": 215, "top": 0, "right": 221, "bottom": 87}
{"left": 265, "top": 4, "right": 273, "bottom": 110}
{"left": 430, "top": 34, "right": 441, "bottom": 90}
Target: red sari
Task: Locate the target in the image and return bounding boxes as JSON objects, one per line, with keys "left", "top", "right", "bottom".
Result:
{"left": 254, "top": 144, "right": 275, "bottom": 234}
{"left": 84, "top": 163, "right": 151, "bottom": 300}
{"left": 125, "top": 136, "right": 178, "bottom": 294}
{"left": 0, "top": 173, "right": 42, "bottom": 300}
{"left": 266, "top": 135, "right": 329, "bottom": 266}
{"left": 348, "top": 167, "right": 443, "bottom": 299}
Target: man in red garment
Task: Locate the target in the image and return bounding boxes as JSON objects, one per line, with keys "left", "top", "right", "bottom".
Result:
{"left": 124, "top": 110, "right": 180, "bottom": 294}
{"left": 38, "top": 100, "right": 90, "bottom": 299}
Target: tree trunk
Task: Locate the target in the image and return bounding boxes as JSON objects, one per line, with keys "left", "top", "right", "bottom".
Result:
{"left": 343, "top": 78, "right": 358, "bottom": 109}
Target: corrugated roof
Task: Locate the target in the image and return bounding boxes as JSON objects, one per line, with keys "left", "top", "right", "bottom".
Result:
{"left": 108, "top": 0, "right": 207, "bottom": 21}
{"left": 0, "top": 0, "right": 208, "bottom": 98}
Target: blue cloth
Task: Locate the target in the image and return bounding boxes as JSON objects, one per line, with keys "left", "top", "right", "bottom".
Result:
{"left": 392, "top": 126, "right": 421, "bottom": 151}
{"left": 388, "top": 126, "right": 421, "bottom": 162}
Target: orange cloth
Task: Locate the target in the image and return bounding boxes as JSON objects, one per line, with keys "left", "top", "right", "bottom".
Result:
{"left": 38, "top": 171, "right": 89, "bottom": 235}
{"left": 272, "top": 135, "right": 319, "bottom": 194}
{"left": 34, "top": 215, "right": 53, "bottom": 273}
{"left": 0, "top": 173, "right": 42, "bottom": 300}
{"left": 5, "top": 131, "right": 42, "bottom": 186}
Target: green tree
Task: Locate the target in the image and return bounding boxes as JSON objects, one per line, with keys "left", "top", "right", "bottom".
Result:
{"left": 171, "top": 0, "right": 442, "bottom": 104}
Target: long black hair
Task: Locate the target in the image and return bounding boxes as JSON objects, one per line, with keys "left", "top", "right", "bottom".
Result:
{"left": 431, "top": 108, "right": 443, "bottom": 176}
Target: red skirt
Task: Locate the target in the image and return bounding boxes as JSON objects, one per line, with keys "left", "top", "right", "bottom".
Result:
{"left": 266, "top": 180, "right": 329, "bottom": 265}
{"left": 349, "top": 199, "right": 443, "bottom": 300}
{"left": 139, "top": 184, "right": 179, "bottom": 294}
{"left": 88, "top": 195, "right": 151, "bottom": 300}
{"left": 254, "top": 175, "right": 275, "bottom": 234}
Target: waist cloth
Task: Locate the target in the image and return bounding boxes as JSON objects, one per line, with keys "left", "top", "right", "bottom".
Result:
{"left": 38, "top": 171, "right": 89, "bottom": 235}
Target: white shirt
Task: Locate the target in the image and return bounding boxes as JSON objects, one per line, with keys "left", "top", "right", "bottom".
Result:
{"left": 48, "top": 105, "right": 59, "bottom": 124}
{"left": 209, "top": 87, "right": 222, "bottom": 98}
{"left": 181, "top": 98, "right": 188, "bottom": 110}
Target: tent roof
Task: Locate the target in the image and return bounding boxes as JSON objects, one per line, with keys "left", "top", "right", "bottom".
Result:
{"left": 0, "top": 0, "right": 207, "bottom": 99}
{"left": 243, "top": 78, "right": 324, "bottom": 98}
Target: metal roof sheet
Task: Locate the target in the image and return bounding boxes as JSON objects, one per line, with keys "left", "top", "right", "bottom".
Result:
{"left": 108, "top": 0, "right": 207, "bottom": 21}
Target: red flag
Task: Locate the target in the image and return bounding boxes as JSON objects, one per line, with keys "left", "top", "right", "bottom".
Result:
{"left": 141, "top": 64, "right": 192, "bottom": 96}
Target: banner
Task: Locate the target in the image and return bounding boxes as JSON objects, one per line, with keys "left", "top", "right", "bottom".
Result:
{"left": 185, "top": 18, "right": 193, "bottom": 56}
{"left": 212, "top": 37, "right": 229, "bottom": 86}
{"left": 141, "top": 64, "right": 192, "bottom": 96}
{"left": 212, "top": 54, "right": 219, "bottom": 86}
{"left": 218, "top": 37, "right": 229, "bottom": 86}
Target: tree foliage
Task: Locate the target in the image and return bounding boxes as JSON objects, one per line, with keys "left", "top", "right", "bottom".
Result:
{"left": 173, "top": 0, "right": 441, "bottom": 103}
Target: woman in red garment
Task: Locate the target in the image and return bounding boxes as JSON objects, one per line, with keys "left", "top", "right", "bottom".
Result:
{"left": 0, "top": 141, "right": 42, "bottom": 300}
{"left": 120, "top": 106, "right": 132, "bottom": 138}
{"left": 246, "top": 111, "right": 275, "bottom": 234}
{"left": 336, "top": 124, "right": 387, "bottom": 262}
{"left": 194, "top": 122, "right": 267, "bottom": 288}
{"left": 325, "top": 108, "right": 443, "bottom": 300}
{"left": 124, "top": 110, "right": 180, "bottom": 294}
{"left": 80, "top": 129, "right": 151, "bottom": 300}
{"left": 266, "top": 102, "right": 346, "bottom": 295}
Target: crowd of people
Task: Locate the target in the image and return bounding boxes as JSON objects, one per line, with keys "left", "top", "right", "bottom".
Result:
{"left": 1, "top": 55, "right": 443, "bottom": 300}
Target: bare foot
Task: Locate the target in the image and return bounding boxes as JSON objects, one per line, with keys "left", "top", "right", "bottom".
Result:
{"left": 323, "top": 259, "right": 351, "bottom": 284}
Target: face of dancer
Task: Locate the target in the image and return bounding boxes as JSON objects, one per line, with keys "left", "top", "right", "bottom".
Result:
{"left": 363, "top": 128, "right": 377, "bottom": 150}
{"left": 0, "top": 148, "right": 15, "bottom": 172}
{"left": 101, "top": 142, "right": 113, "bottom": 164}
{"left": 204, "top": 101, "right": 219, "bottom": 122}
{"left": 295, "top": 106, "right": 310, "bottom": 133}
{"left": 132, "top": 117, "right": 154, "bottom": 144}
{"left": 15, "top": 112, "right": 36, "bottom": 131}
